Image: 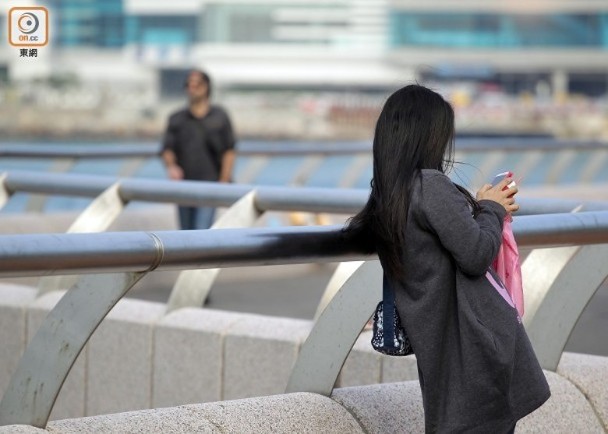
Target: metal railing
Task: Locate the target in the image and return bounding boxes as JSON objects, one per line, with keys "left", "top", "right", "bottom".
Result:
{"left": 3, "top": 170, "right": 608, "bottom": 312}
{"left": 2, "top": 140, "right": 607, "bottom": 200}
{"left": 0, "top": 211, "right": 607, "bottom": 427}
{"left": 3, "top": 170, "right": 608, "bottom": 215}
{"left": 0, "top": 170, "right": 368, "bottom": 214}
{"left": 1, "top": 139, "right": 607, "bottom": 159}
{"left": 0, "top": 171, "right": 369, "bottom": 311}
{"left": 0, "top": 212, "right": 606, "bottom": 277}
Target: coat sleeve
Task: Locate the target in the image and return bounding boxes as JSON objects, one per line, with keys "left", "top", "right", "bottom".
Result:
{"left": 420, "top": 172, "right": 506, "bottom": 276}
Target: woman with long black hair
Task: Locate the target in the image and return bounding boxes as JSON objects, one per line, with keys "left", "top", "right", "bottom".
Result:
{"left": 346, "top": 85, "right": 550, "bottom": 433}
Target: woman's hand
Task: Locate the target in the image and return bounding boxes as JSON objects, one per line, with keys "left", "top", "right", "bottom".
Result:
{"left": 476, "top": 177, "right": 519, "bottom": 214}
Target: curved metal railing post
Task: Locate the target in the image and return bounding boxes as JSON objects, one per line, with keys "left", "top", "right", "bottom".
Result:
{"left": 37, "top": 182, "right": 126, "bottom": 295}
{"left": 313, "top": 260, "right": 364, "bottom": 321}
{"left": 545, "top": 149, "right": 577, "bottom": 184}
{"left": 116, "top": 157, "right": 147, "bottom": 178}
{"left": 63, "top": 183, "right": 126, "bottom": 233}
{"left": 338, "top": 155, "right": 370, "bottom": 188}
{"left": 0, "top": 271, "right": 149, "bottom": 427}
{"left": 286, "top": 260, "right": 382, "bottom": 396}
{"left": 234, "top": 156, "right": 269, "bottom": 184}
{"left": 25, "top": 158, "right": 76, "bottom": 213}
{"left": 513, "top": 150, "right": 544, "bottom": 183}
{"left": 289, "top": 155, "right": 324, "bottom": 186}
{"left": 166, "top": 190, "right": 262, "bottom": 312}
{"left": 522, "top": 243, "right": 608, "bottom": 370}
{"left": 470, "top": 150, "right": 507, "bottom": 188}
{"left": 0, "top": 173, "right": 10, "bottom": 210}
{"left": 580, "top": 151, "right": 608, "bottom": 183}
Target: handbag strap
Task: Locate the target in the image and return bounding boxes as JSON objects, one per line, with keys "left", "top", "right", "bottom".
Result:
{"left": 382, "top": 273, "right": 396, "bottom": 340}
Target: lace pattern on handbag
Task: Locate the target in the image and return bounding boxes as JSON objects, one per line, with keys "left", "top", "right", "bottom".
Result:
{"left": 371, "top": 274, "right": 413, "bottom": 356}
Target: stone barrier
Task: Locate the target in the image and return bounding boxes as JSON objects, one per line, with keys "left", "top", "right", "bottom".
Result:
{"left": 1, "top": 369, "right": 606, "bottom": 433}
{"left": 0, "top": 283, "right": 607, "bottom": 433}
{"left": 0, "top": 284, "right": 419, "bottom": 420}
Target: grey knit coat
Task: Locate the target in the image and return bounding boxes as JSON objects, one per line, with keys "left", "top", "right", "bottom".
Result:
{"left": 391, "top": 169, "right": 550, "bottom": 433}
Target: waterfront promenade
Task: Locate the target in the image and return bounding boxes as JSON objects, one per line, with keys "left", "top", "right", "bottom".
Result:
{"left": 0, "top": 145, "right": 607, "bottom": 432}
{"left": 0, "top": 208, "right": 606, "bottom": 432}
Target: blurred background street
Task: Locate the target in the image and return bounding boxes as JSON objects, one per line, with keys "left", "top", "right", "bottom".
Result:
{"left": 1, "top": 1, "right": 608, "bottom": 141}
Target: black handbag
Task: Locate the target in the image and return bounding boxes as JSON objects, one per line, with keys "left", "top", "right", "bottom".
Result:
{"left": 371, "top": 273, "right": 413, "bottom": 356}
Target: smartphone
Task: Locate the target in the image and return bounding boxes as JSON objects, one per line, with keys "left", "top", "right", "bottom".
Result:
{"left": 491, "top": 171, "right": 516, "bottom": 190}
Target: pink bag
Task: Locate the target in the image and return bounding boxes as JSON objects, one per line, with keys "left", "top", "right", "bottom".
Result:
{"left": 492, "top": 215, "right": 524, "bottom": 317}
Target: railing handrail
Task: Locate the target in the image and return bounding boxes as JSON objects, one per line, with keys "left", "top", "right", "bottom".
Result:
{"left": 2, "top": 170, "right": 368, "bottom": 214}
{"left": 0, "top": 225, "right": 365, "bottom": 277}
{"left": 0, "top": 211, "right": 607, "bottom": 278}
{"left": 3, "top": 170, "right": 608, "bottom": 215}
{"left": 0, "top": 138, "right": 607, "bottom": 159}
{"left": 1, "top": 210, "right": 607, "bottom": 428}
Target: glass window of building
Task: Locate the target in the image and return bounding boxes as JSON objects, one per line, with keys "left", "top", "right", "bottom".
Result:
{"left": 128, "top": 16, "right": 198, "bottom": 46}
{"left": 42, "top": 0, "right": 124, "bottom": 48}
{"left": 202, "top": 3, "right": 349, "bottom": 45}
{"left": 391, "top": 12, "right": 608, "bottom": 49}
{"left": 204, "top": 5, "right": 275, "bottom": 43}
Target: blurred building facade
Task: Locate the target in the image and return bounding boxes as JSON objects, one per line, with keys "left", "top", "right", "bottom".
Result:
{"left": 1, "top": 1, "right": 608, "bottom": 140}
{"left": 1, "top": 0, "right": 607, "bottom": 97}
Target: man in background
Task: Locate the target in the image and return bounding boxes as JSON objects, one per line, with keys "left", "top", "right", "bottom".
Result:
{"left": 161, "top": 69, "right": 236, "bottom": 229}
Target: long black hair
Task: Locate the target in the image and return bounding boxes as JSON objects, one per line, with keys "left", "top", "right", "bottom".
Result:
{"left": 345, "top": 84, "right": 480, "bottom": 278}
